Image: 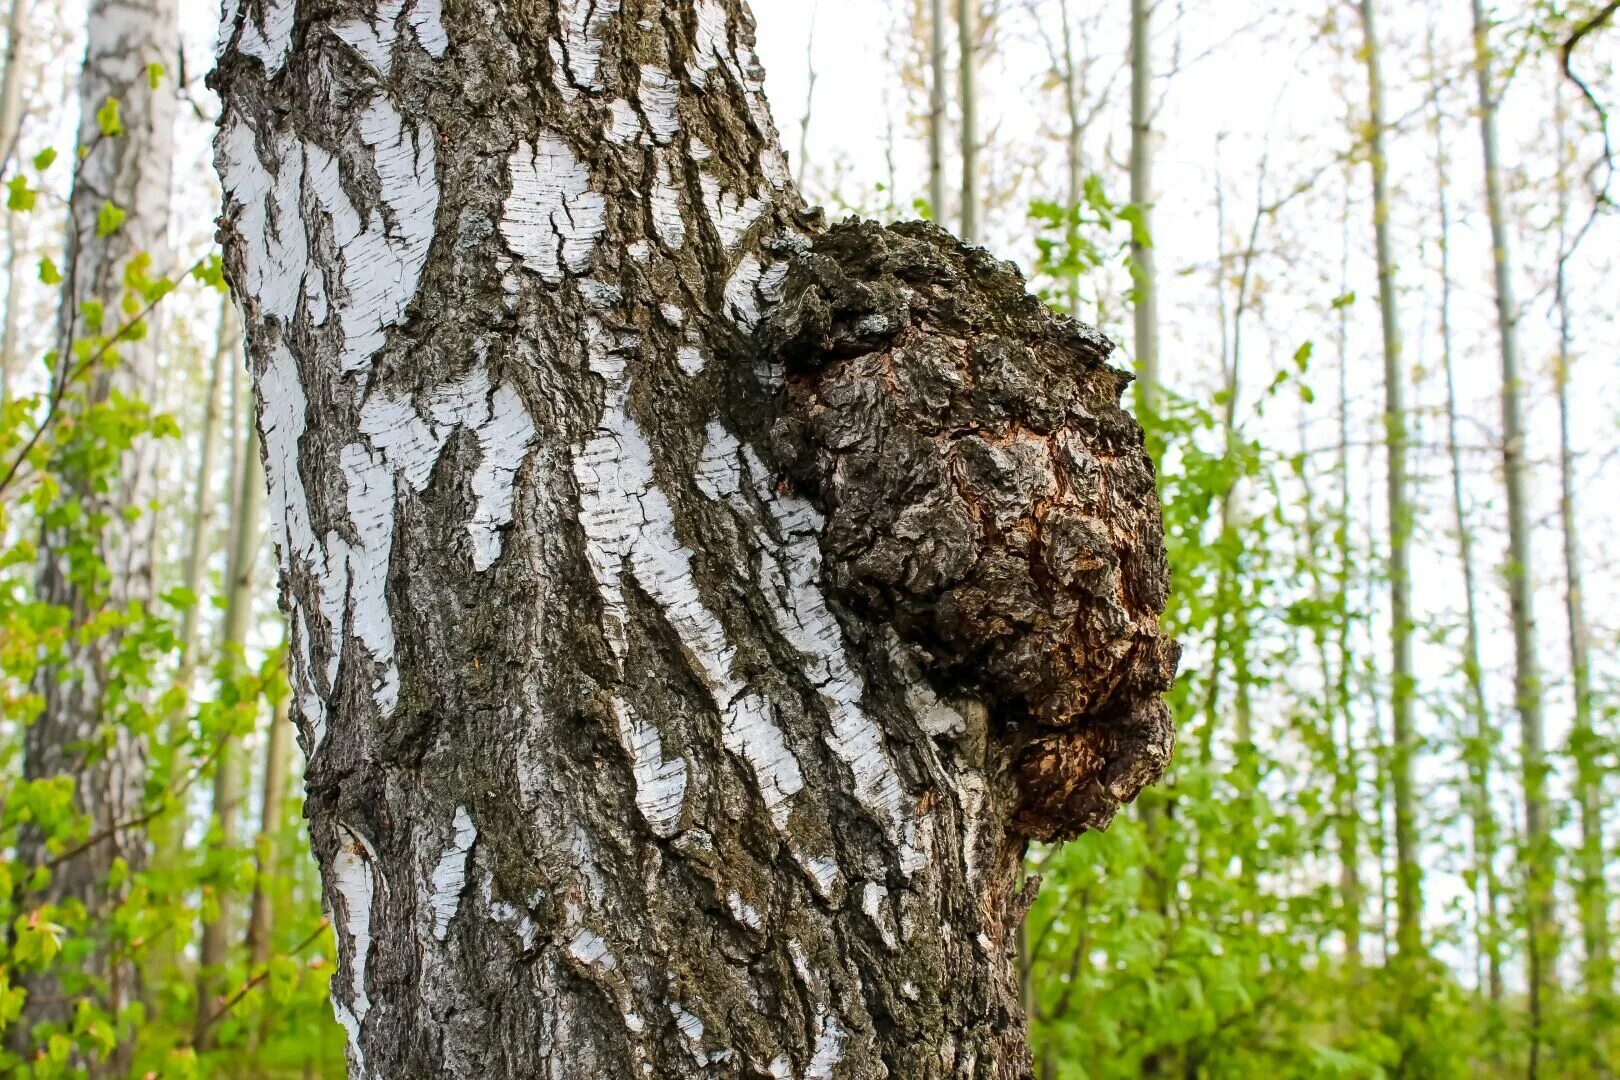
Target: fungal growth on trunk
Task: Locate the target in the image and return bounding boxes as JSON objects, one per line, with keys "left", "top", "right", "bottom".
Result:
{"left": 764, "top": 220, "right": 1180, "bottom": 841}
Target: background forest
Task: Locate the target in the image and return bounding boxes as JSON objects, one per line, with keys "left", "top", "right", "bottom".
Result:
{"left": 0, "top": 0, "right": 1616, "bottom": 1076}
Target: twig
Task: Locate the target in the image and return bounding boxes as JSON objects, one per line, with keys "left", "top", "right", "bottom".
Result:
{"left": 0, "top": 252, "right": 211, "bottom": 499}
{"left": 189, "top": 919, "right": 331, "bottom": 1042}
{"left": 1558, "top": 1, "right": 1618, "bottom": 263}
{"left": 41, "top": 726, "right": 232, "bottom": 871}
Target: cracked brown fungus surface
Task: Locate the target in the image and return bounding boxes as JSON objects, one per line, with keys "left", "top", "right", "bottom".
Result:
{"left": 765, "top": 219, "right": 1182, "bottom": 842}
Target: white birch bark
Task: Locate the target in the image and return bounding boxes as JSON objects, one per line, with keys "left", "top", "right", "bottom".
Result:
{"left": 1469, "top": 4, "right": 1555, "bottom": 1054}
{"left": 1355, "top": 0, "right": 1421, "bottom": 963}
{"left": 18, "top": 0, "right": 177, "bottom": 1039}
{"left": 213, "top": 2, "right": 1175, "bottom": 1076}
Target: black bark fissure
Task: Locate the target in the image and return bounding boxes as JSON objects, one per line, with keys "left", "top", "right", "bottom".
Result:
{"left": 761, "top": 219, "right": 1181, "bottom": 841}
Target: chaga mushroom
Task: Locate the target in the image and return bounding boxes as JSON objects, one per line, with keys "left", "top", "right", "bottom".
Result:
{"left": 763, "top": 218, "right": 1182, "bottom": 841}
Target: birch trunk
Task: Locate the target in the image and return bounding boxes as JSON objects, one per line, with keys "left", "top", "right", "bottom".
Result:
{"left": 212, "top": 2, "right": 1177, "bottom": 1076}
{"left": 17, "top": 0, "right": 176, "bottom": 1039}
{"left": 956, "top": 0, "right": 978, "bottom": 244}
{"left": 1355, "top": 0, "right": 1421, "bottom": 964}
{"left": 1127, "top": 0, "right": 1156, "bottom": 410}
{"left": 1469, "top": 5, "right": 1555, "bottom": 1058}
{"left": 0, "top": 0, "right": 23, "bottom": 168}
{"left": 1429, "top": 30, "right": 1501, "bottom": 1002}
{"left": 1554, "top": 94, "right": 1608, "bottom": 1001}
{"left": 194, "top": 417, "right": 265, "bottom": 1042}
{"left": 1332, "top": 178, "right": 1363, "bottom": 975}
{"left": 0, "top": 0, "right": 27, "bottom": 399}
{"left": 245, "top": 686, "right": 293, "bottom": 970}
{"left": 928, "top": 0, "right": 947, "bottom": 222}
{"left": 1057, "top": 0, "right": 1080, "bottom": 318}
{"left": 178, "top": 296, "right": 237, "bottom": 686}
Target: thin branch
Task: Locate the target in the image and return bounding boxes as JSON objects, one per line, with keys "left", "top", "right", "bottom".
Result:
{"left": 189, "top": 919, "right": 331, "bottom": 1041}
{"left": 0, "top": 252, "right": 212, "bottom": 499}
{"left": 1558, "top": 1, "right": 1617, "bottom": 259}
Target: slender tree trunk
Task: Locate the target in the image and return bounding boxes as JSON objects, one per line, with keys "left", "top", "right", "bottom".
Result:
{"left": 957, "top": 0, "right": 978, "bottom": 243}
{"left": 1469, "top": 6, "right": 1555, "bottom": 1066}
{"left": 1355, "top": 0, "right": 1421, "bottom": 966}
{"left": 929, "top": 0, "right": 947, "bottom": 222}
{"left": 246, "top": 683, "right": 293, "bottom": 970}
{"left": 16, "top": 0, "right": 176, "bottom": 1042}
{"left": 794, "top": 3, "right": 817, "bottom": 190}
{"left": 1128, "top": 0, "right": 1156, "bottom": 409}
{"left": 1554, "top": 92, "right": 1609, "bottom": 1002}
{"left": 1058, "top": 0, "right": 1081, "bottom": 318}
{"left": 213, "top": 2, "right": 1177, "bottom": 1076}
{"left": 1333, "top": 177, "right": 1363, "bottom": 977}
{"left": 177, "top": 296, "right": 236, "bottom": 686}
{"left": 1429, "top": 28, "right": 1502, "bottom": 1005}
{"left": 0, "top": 0, "right": 26, "bottom": 172}
{"left": 0, "top": 205, "right": 21, "bottom": 399}
{"left": 195, "top": 415, "right": 265, "bottom": 1044}
{"left": 245, "top": 681, "right": 294, "bottom": 1059}
{"left": 0, "top": 0, "right": 27, "bottom": 400}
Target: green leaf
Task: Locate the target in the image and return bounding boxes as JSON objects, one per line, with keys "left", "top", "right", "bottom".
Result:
{"left": 147, "top": 62, "right": 166, "bottom": 89}
{"left": 32, "top": 146, "right": 56, "bottom": 170}
{"left": 95, "top": 96, "right": 123, "bottom": 137}
{"left": 38, "top": 255, "right": 61, "bottom": 284}
{"left": 6, "top": 174, "right": 34, "bottom": 212}
{"left": 96, "top": 201, "right": 126, "bottom": 237}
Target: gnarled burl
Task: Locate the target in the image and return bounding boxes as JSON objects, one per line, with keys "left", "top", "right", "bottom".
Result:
{"left": 765, "top": 219, "right": 1181, "bottom": 841}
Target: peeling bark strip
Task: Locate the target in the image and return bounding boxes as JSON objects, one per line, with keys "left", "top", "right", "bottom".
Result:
{"left": 212, "top": 2, "right": 1175, "bottom": 1077}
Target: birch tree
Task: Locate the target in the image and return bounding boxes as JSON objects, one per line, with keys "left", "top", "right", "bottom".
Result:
{"left": 930, "top": 0, "right": 948, "bottom": 220}
{"left": 0, "top": 0, "right": 28, "bottom": 399}
{"left": 15, "top": 0, "right": 176, "bottom": 1039}
{"left": 958, "top": 0, "right": 980, "bottom": 242}
{"left": 1469, "top": 5, "right": 1555, "bottom": 1062}
{"left": 1354, "top": 0, "right": 1421, "bottom": 966}
{"left": 1128, "top": 0, "right": 1156, "bottom": 409}
{"left": 1553, "top": 89, "right": 1610, "bottom": 1008}
{"left": 212, "top": 1, "right": 1179, "bottom": 1076}
{"left": 1430, "top": 39, "right": 1502, "bottom": 1003}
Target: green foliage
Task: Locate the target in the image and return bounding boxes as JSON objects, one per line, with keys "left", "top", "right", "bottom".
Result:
{"left": 1, "top": 182, "right": 343, "bottom": 1076}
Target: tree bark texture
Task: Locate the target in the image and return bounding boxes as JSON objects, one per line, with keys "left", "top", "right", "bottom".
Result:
{"left": 18, "top": 0, "right": 176, "bottom": 1039}
{"left": 213, "top": 2, "right": 1176, "bottom": 1076}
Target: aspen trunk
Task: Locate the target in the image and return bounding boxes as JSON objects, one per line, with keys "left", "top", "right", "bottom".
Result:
{"left": 0, "top": 0, "right": 25, "bottom": 170}
{"left": 1429, "top": 29, "right": 1502, "bottom": 1003}
{"left": 213, "top": 2, "right": 1177, "bottom": 1076}
{"left": 1057, "top": 0, "right": 1081, "bottom": 318}
{"left": 1469, "top": 6, "right": 1555, "bottom": 1064}
{"left": 1355, "top": 0, "right": 1421, "bottom": 964}
{"left": 1332, "top": 178, "right": 1363, "bottom": 975}
{"left": 246, "top": 686, "right": 294, "bottom": 970}
{"left": 177, "top": 297, "right": 237, "bottom": 686}
{"left": 956, "top": 0, "right": 978, "bottom": 244}
{"left": 0, "top": 0, "right": 26, "bottom": 399}
{"left": 928, "top": 0, "right": 947, "bottom": 222}
{"left": 1128, "top": 0, "right": 1156, "bottom": 409}
{"left": 1554, "top": 93, "right": 1608, "bottom": 1001}
{"left": 16, "top": 0, "right": 176, "bottom": 1040}
{"left": 195, "top": 415, "right": 266, "bottom": 1042}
